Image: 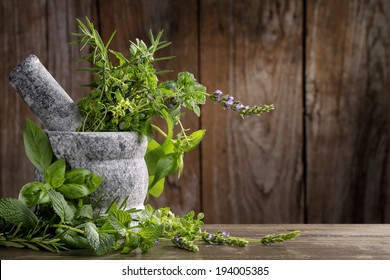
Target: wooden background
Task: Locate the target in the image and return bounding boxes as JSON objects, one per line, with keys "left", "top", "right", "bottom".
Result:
{"left": 0, "top": 0, "right": 389, "bottom": 223}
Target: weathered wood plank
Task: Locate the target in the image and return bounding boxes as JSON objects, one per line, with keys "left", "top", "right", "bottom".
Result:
{"left": 200, "top": 0, "right": 304, "bottom": 223}
{"left": 47, "top": 0, "right": 96, "bottom": 102}
{"left": 0, "top": 0, "right": 47, "bottom": 198}
{"left": 1, "top": 224, "right": 389, "bottom": 259}
{"left": 97, "top": 0, "right": 201, "bottom": 214}
{"left": 306, "top": 0, "right": 390, "bottom": 223}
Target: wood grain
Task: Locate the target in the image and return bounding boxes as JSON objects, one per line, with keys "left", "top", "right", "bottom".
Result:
{"left": 200, "top": 0, "right": 304, "bottom": 223}
{"left": 0, "top": 0, "right": 47, "bottom": 198}
{"left": 1, "top": 224, "right": 389, "bottom": 259}
{"left": 46, "top": 0, "right": 96, "bottom": 102}
{"left": 306, "top": 0, "right": 390, "bottom": 223}
{"left": 97, "top": 0, "right": 202, "bottom": 215}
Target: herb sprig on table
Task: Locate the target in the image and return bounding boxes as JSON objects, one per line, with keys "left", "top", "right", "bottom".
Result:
{"left": 0, "top": 120, "right": 299, "bottom": 255}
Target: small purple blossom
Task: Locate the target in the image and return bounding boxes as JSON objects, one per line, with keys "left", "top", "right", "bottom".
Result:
{"left": 155, "top": 240, "right": 159, "bottom": 245}
{"left": 214, "top": 89, "right": 223, "bottom": 95}
{"left": 175, "top": 237, "right": 181, "bottom": 242}
{"left": 208, "top": 234, "right": 213, "bottom": 239}
{"left": 235, "top": 103, "right": 243, "bottom": 111}
{"left": 168, "top": 103, "right": 175, "bottom": 108}
{"left": 225, "top": 95, "right": 234, "bottom": 107}
{"left": 245, "top": 105, "right": 250, "bottom": 110}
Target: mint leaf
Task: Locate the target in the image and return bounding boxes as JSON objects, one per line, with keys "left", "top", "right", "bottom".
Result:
{"left": 23, "top": 119, "right": 52, "bottom": 172}
{"left": 0, "top": 198, "right": 38, "bottom": 228}
{"left": 55, "top": 228, "right": 90, "bottom": 249}
{"left": 75, "top": 204, "right": 93, "bottom": 220}
{"left": 18, "top": 182, "right": 49, "bottom": 207}
{"left": 44, "top": 159, "right": 66, "bottom": 188}
{"left": 122, "top": 234, "right": 140, "bottom": 253}
{"left": 85, "top": 222, "right": 115, "bottom": 255}
{"left": 138, "top": 224, "right": 164, "bottom": 252}
{"left": 47, "top": 189, "right": 74, "bottom": 223}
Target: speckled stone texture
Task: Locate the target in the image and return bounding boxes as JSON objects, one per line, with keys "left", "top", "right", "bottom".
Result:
{"left": 8, "top": 54, "right": 84, "bottom": 131}
{"left": 47, "top": 131, "right": 148, "bottom": 211}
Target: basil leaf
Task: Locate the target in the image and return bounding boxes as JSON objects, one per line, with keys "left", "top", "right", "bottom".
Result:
{"left": 18, "top": 182, "right": 49, "bottom": 207}
{"left": 181, "top": 129, "right": 206, "bottom": 152}
{"left": 150, "top": 153, "right": 178, "bottom": 188}
{"left": 148, "top": 178, "right": 165, "bottom": 197}
{"left": 0, "top": 198, "right": 39, "bottom": 228}
{"left": 145, "top": 139, "right": 164, "bottom": 176}
{"left": 23, "top": 119, "right": 52, "bottom": 172}
{"left": 44, "top": 159, "right": 66, "bottom": 188}
{"left": 56, "top": 169, "right": 103, "bottom": 199}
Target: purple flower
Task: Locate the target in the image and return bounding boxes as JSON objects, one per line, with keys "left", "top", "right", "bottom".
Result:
{"left": 245, "top": 105, "right": 250, "bottom": 110}
{"left": 175, "top": 237, "right": 181, "bottom": 242}
{"left": 214, "top": 89, "right": 223, "bottom": 95}
{"left": 208, "top": 234, "right": 213, "bottom": 239}
{"left": 225, "top": 97, "right": 234, "bottom": 107}
{"left": 235, "top": 103, "right": 243, "bottom": 110}
{"left": 168, "top": 103, "right": 174, "bottom": 108}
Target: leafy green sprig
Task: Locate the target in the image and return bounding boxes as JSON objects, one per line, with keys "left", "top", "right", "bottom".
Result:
{"left": 71, "top": 17, "right": 274, "bottom": 198}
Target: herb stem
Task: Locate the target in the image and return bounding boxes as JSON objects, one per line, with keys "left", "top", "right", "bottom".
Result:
{"left": 52, "top": 224, "right": 85, "bottom": 235}
{"left": 151, "top": 124, "right": 167, "bottom": 138}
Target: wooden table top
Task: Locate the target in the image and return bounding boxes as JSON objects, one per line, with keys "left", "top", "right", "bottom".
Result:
{"left": 1, "top": 224, "right": 389, "bottom": 260}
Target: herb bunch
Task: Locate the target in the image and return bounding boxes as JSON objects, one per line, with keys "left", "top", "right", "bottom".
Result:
{"left": 0, "top": 120, "right": 299, "bottom": 255}
{"left": 72, "top": 17, "right": 274, "bottom": 197}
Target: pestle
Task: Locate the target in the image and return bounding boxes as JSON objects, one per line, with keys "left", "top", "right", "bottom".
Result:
{"left": 8, "top": 54, "right": 84, "bottom": 131}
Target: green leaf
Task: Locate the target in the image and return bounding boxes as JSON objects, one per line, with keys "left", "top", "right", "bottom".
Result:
{"left": 18, "top": 182, "right": 49, "bottom": 207}
{"left": 23, "top": 119, "right": 52, "bottom": 172}
{"left": 55, "top": 228, "right": 90, "bottom": 249}
{"left": 85, "top": 222, "right": 115, "bottom": 255}
{"left": 138, "top": 224, "right": 164, "bottom": 252}
{"left": 47, "top": 189, "right": 75, "bottom": 223}
{"left": 109, "top": 50, "right": 128, "bottom": 65}
{"left": 148, "top": 178, "right": 165, "bottom": 197}
{"left": 44, "top": 159, "right": 66, "bottom": 188}
{"left": 145, "top": 139, "right": 165, "bottom": 175}
{"left": 122, "top": 234, "right": 140, "bottom": 253}
{"left": 75, "top": 204, "right": 93, "bottom": 220}
{"left": 150, "top": 153, "right": 178, "bottom": 188}
{"left": 108, "top": 215, "right": 126, "bottom": 236}
{"left": 0, "top": 198, "right": 38, "bottom": 228}
{"left": 181, "top": 129, "right": 206, "bottom": 152}
{"left": 57, "top": 169, "right": 103, "bottom": 199}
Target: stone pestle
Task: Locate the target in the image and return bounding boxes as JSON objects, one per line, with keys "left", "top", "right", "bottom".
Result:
{"left": 8, "top": 54, "right": 84, "bottom": 131}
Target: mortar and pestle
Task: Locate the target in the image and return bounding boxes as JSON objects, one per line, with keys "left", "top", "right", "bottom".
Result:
{"left": 8, "top": 55, "right": 148, "bottom": 211}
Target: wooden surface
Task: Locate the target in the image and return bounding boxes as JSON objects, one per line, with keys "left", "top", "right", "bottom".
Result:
{"left": 200, "top": 0, "right": 304, "bottom": 223}
{"left": 1, "top": 0, "right": 389, "bottom": 224}
{"left": 306, "top": 0, "right": 390, "bottom": 223}
{"left": 1, "top": 224, "right": 389, "bottom": 260}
